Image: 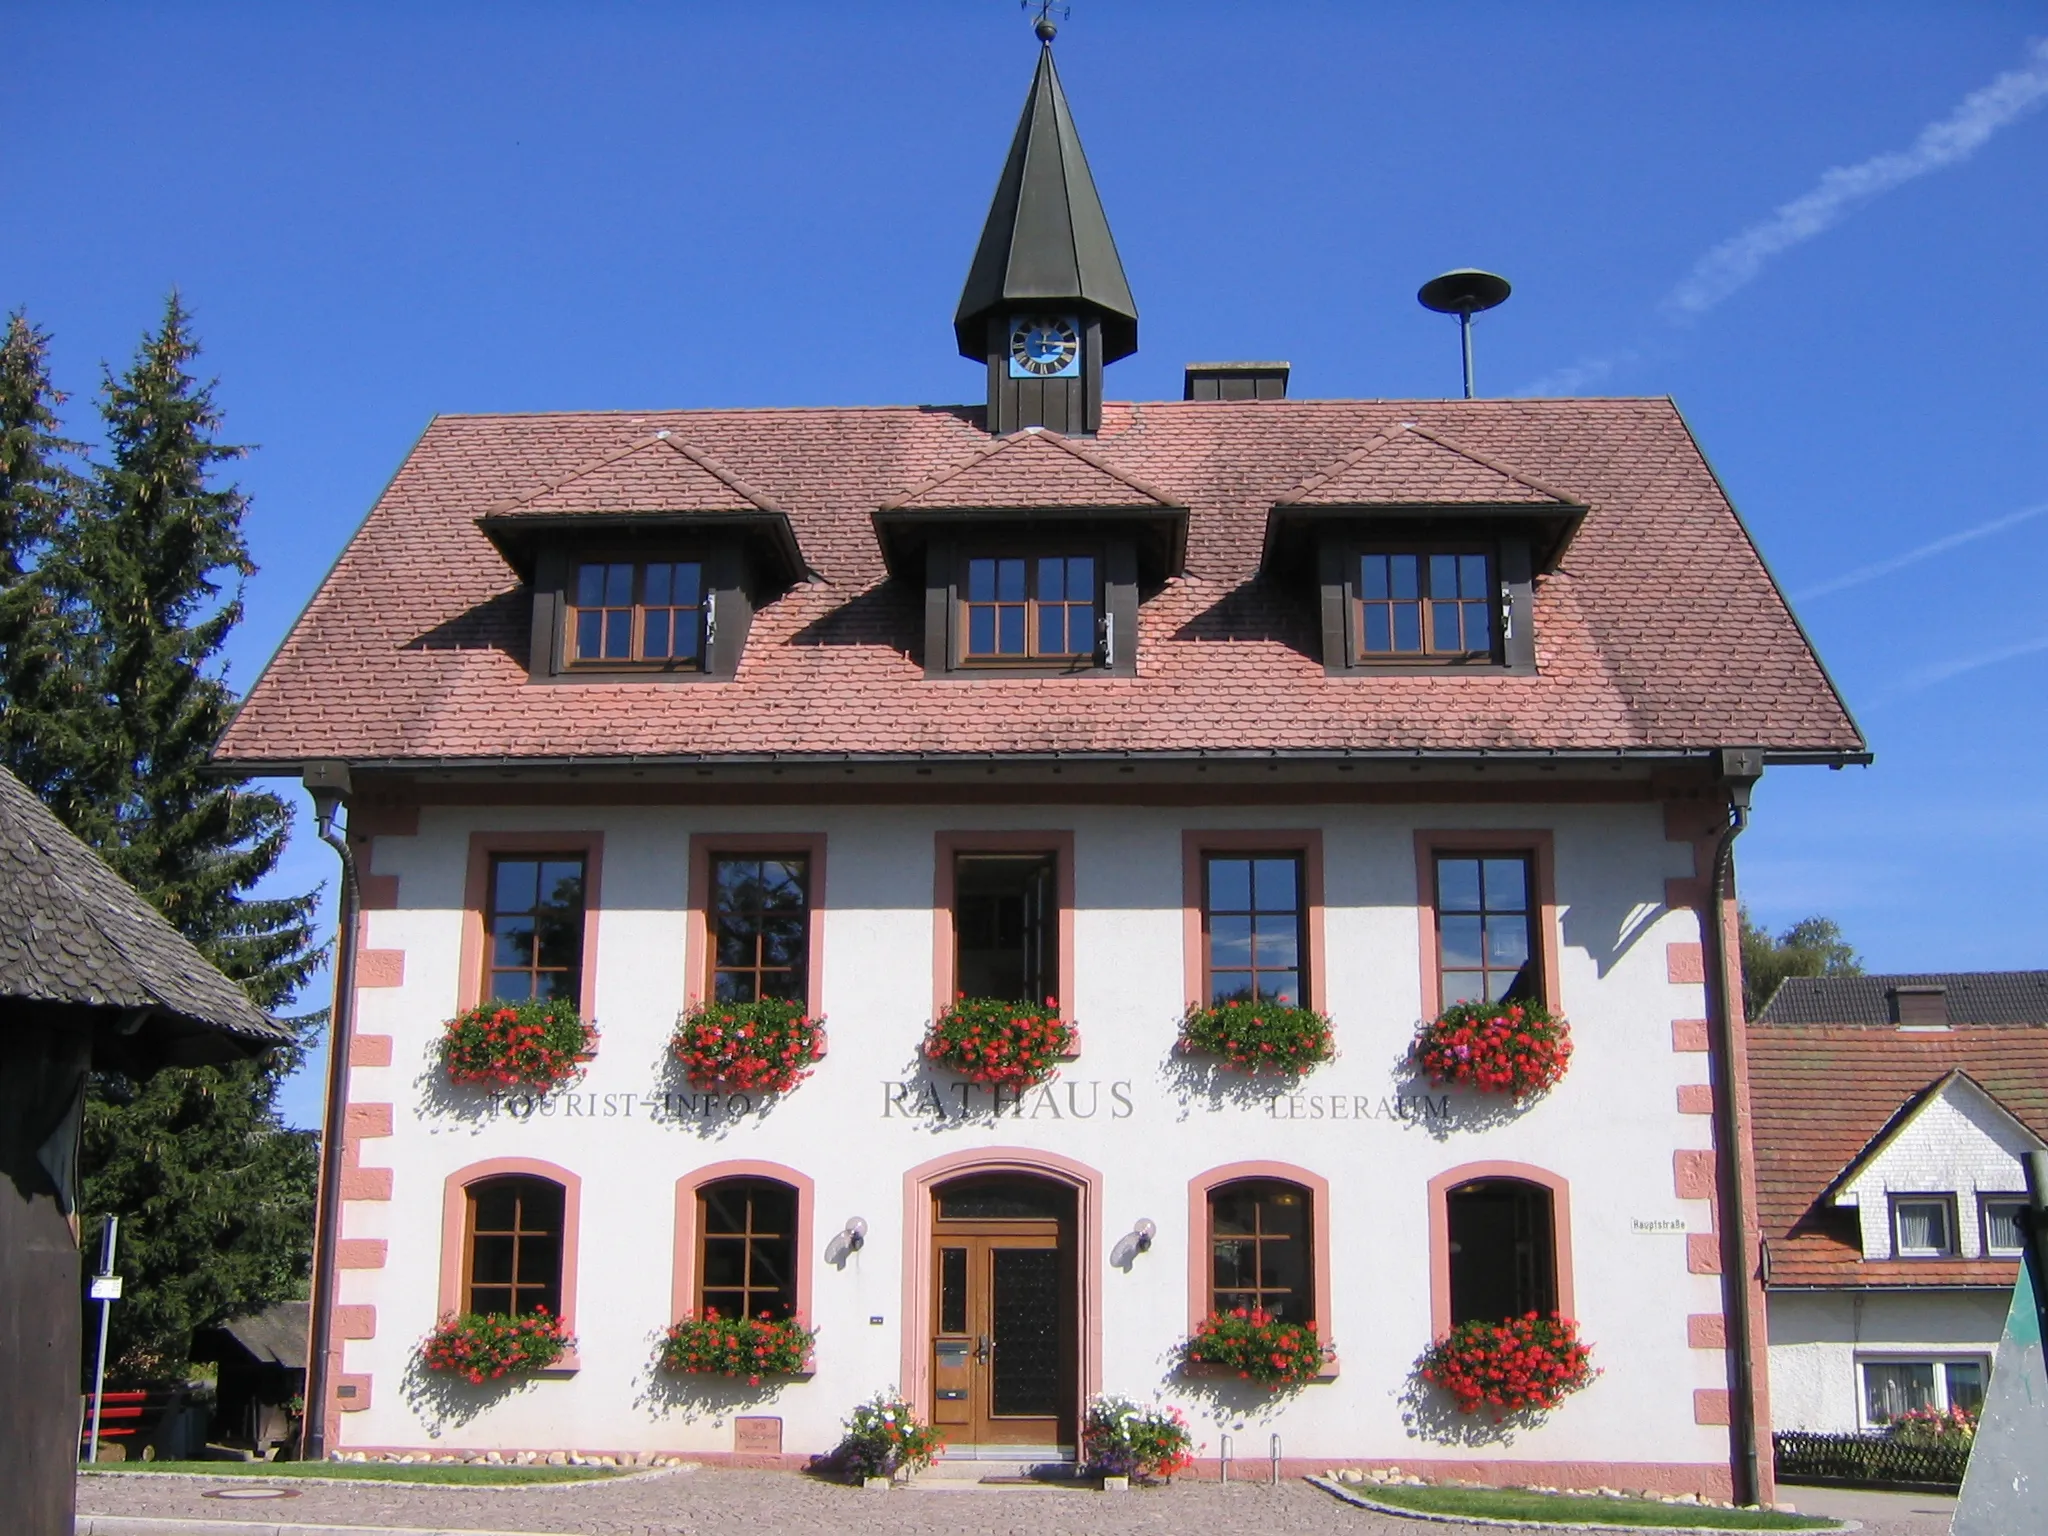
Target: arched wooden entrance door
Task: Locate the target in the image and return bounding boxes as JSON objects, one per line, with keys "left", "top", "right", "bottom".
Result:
{"left": 929, "top": 1173, "right": 1077, "bottom": 1455}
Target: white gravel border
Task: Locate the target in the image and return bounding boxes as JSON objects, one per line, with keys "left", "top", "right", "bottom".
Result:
{"left": 76, "top": 1461, "right": 688, "bottom": 1493}
{"left": 1307, "top": 1476, "right": 1858, "bottom": 1534}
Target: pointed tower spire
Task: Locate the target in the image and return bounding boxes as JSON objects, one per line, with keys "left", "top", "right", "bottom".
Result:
{"left": 956, "top": 28, "right": 1137, "bottom": 434}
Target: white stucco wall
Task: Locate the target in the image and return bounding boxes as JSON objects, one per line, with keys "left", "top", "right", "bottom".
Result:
{"left": 331, "top": 796, "right": 1731, "bottom": 1471}
{"left": 1766, "top": 1289, "right": 2008, "bottom": 1433}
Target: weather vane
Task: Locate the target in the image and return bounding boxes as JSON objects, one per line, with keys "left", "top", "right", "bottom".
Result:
{"left": 1023, "top": 0, "right": 1070, "bottom": 42}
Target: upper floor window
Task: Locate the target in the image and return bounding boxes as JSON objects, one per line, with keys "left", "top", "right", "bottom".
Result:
{"left": 1446, "top": 1177, "right": 1557, "bottom": 1325}
{"left": 955, "top": 853, "right": 1057, "bottom": 1003}
{"left": 1982, "top": 1195, "right": 2028, "bottom": 1256}
{"left": 1203, "top": 854, "right": 1304, "bottom": 1006}
{"left": 465, "top": 1175, "right": 564, "bottom": 1317}
{"left": 711, "top": 855, "right": 810, "bottom": 1004}
{"left": 486, "top": 855, "right": 586, "bottom": 1002}
{"left": 698, "top": 1178, "right": 797, "bottom": 1321}
{"left": 1892, "top": 1194, "right": 1957, "bottom": 1258}
{"left": 1209, "top": 1178, "right": 1313, "bottom": 1322}
{"left": 1434, "top": 853, "right": 1537, "bottom": 1005}
{"left": 1357, "top": 551, "right": 1493, "bottom": 661}
{"left": 566, "top": 559, "right": 705, "bottom": 669}
{"left": 962, "top": 554, "right": 1096, "bottom": 664}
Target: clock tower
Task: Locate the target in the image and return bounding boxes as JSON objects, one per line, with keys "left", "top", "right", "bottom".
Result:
{"left": 955, "top": 22, "right": 1138, "bottom": 436}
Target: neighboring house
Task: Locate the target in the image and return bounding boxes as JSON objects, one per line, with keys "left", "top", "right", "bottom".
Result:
{"left": 212, "top": 34, "right": 1866, "bottom": 1501}
{"left": 194, "top": 1300, "right": 310, "bottom": 1456}
{"left": 1752, "top": 973, "right": 2048, "bottom": 1435}
{"left": 0, "top": 766, "right": 288, "bottom": 1536}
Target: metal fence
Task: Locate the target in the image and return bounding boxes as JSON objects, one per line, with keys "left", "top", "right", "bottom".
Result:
{"left": 1772, "top": 1430, "right": 1969, "bottom": 1490}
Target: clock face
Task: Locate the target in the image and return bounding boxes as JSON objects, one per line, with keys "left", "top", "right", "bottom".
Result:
{"left": 1008, "top": 315, "right": 1082, "bottom": 379}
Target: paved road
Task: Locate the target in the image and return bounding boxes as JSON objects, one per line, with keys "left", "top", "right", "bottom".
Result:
{"left": 75, "top": 1466, "right": 1954, "bottom": 1536}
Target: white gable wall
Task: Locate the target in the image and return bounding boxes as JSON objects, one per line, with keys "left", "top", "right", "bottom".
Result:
{"left": 1835, "top": 1077, "right": 2041, "bottom": 1260}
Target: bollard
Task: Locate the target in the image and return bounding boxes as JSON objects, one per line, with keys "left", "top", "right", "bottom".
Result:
{"left": 1270, "top": 1432, "right": 1282, "bottom": 1486}
{"left": 1219, "top": 1432, "right": 1231, "bottom": 1484}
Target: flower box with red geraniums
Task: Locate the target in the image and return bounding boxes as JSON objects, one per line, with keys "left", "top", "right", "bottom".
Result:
{"left": 1411, "top": 999, "right": 1571, "bottom": 1098}
{"left": 1419, "top": 1312, "right": 1597, "bottom": 1419}
{"left": 420, "top": 1309, "right": 574, "bottom": 1384}
{"left": 924, "top": 997, "right": 1078, "bottom": 1090}
{"left": 439, "top": 998, "right": 595, "bottom": 1093}
{"left": 1178, "top": 999, "right": 1335, "bottom": 1076}
{"left": 671, "top": 999, "right": 826, "bottom": 1096}
{"left": 1183, "top": 1307, "right": 1328, "bottom": 1388}
{"left": 657, "top": 1311, "right": 816, "bottom": 1387}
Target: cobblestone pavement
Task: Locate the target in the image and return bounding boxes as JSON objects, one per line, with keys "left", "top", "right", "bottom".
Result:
{"left": 76, "top": 1466, "right": 1953, "bottom": 1536}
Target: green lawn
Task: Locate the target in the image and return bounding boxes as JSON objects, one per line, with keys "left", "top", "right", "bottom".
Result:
{"left": 82, "top": 1459, "right": 624, "bottom": 1485}
{"left": 1334, "top": 1482, "right": 1840, "bottom": 1530}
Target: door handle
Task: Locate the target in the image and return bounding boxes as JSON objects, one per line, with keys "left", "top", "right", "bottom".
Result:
{"left": 976, "top": 1333, "right": 992, "bottom": 1363}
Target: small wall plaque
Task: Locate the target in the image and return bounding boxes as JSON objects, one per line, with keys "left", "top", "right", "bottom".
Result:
{"left": 734, "top": 1416, "right": 783, "bottom": 1454}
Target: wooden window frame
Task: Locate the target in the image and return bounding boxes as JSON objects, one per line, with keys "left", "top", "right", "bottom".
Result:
{"left": 683, "top": 833, "right": 827, "bottom": 1011}
{"left": 478, "top": 851, "right": 588, "bottom": 1005}
{"left": 954, "top": 548, "right": 1103, "bottom": 671}
{"left": 526, "top": 542, "right": 754, "bottom": 684}
{"left": 694, "top": 1177, "right": 801, "bottom": 1322}
{"left": 457, "top": 832, "right": 604, "bottom": 1016}
{"left": 439, "top": 1158, "right": 581, "bottom": 1371}
{"left": 1890, "top": 1193, "right": 1960, "bottom": 1259}
{"left": 1205, "top": 1178, "right": 1316, "bottom": 1320}
{"left": 561, "top": 557, "right": 708, "bottom": 673}
{"left": 921, "top": 536, "right": 1139, "bottom": 680}
{"left": 460, "top": 1175, "right": 565, "bottom": 1318}
{"left": 1427, "top": 1161, "right": 1575, "bottom": 1340}
{"left": 932, "top": 831, "right": 1076, "bottom": 1021}
{"left": 1352, "top": 546, "right": 1498, "bottom": 663}
{"left": 1180, "top": 830, "right": 1327, "bottom": 1014}
{"left": 1185, "top": 1162, "right": 1336, "bottom": 1377}
{"left": 671, "top": 1162, "right": 817, "bottom": 1344}
{"left": 1412, "top": 830, "right": 1561, "bottom": 1021}
{"left": 1316, "top": 531, "right": 1535, "bottom": 676}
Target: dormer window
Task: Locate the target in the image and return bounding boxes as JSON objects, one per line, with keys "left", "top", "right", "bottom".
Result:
{"left": 1357, "top": 550, "right": 1494, "bottom": 661}
{"left": 1891, "top": 1195, "right": 1957, "bottom": 1258}
{"left": 962, "top": 554, "right": 1097, "bottom": 664}
{"left": 567, "top": 560, "right": 706, "bottom": 669}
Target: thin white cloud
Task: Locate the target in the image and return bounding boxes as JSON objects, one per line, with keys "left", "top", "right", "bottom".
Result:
{"left": 1665, "top": 39, "right": 2048, "bottom": 319}
{"left": 1898, "top": 631, "right": 2048, "bottom": 692}
{"left": 1515, "top": 349, "right": 1636, "bottom": 399}
{"left": 1792, "top": 499, "right": 2048, "bottom": 601}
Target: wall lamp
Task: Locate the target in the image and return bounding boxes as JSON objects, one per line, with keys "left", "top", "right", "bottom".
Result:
{"left": 841, "top": 1217, "right": 868, "bottom": 1252}
{"left": 1131, "top": 1218, "right": 1156, "bottom": 1253}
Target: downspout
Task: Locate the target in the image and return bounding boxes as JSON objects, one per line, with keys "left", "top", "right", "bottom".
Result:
{"left": 1704, "top": 747, "right": 1763, "bottom": 1506}
{"left": 300, "top": 761, "right": 357, "bottom": 1463}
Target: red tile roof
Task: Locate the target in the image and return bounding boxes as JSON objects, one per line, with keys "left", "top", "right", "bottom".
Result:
{"left": 214, "top": 397, "right": 1864, "bottom": 768}
{"left": 1277, "top": 422, "right": 1575, "bottom": 507}
{"left": 1749, "top": 1024, "right": 2048, "bottom": 1289}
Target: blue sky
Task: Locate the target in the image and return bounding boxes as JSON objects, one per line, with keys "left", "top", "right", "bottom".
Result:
{"left": 6, "top": 3, "right": 2045, "bottom": 1128}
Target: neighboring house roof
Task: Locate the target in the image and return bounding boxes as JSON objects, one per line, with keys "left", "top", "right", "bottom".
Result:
{"left": 1759, "top": 971, "right": 2048, "bottom": 1027}
{"left": 1749, "top": 1022, "right": 2048, "bottom": 1289}
{"left": 212, "top": 397, "right": 1864, "bottom": 771}
{"left": 0, "top": 766, "right": 284, "bottom": 1049}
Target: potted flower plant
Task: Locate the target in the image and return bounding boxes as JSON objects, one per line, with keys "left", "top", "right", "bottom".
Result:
{"left": 1083, "top": 1395, "right": 1196, "bottom": 1482}
{"left": 657, "top": 1310, "right": 815, "bottom": 1388}
{"left": 831, "top": 1390, "right": 945, "bottom": 1480}
{"left": 1411, "top": 998, "right": 1571, "bottom": 1098}
{"left": 671, "top": 998, "right": 826, "bottom": 1095}
{"left": 1419, "top": 1312, "right": 1597, "bottom": 1418}
{"left": 1178, "top": 997, "right": 1335, "bottom": 1075}
{"left": 437, "top": 997, "right": 594, "bottom": 1093}
{"left": 924, "top": 996, "right": 1076, "bottom": 1089}
{"left": 1183, "top": 1307, "right": 1327, "bottom": 1387}
{"left": 420, "top": 1309, "right": 574, "bottom": 1384}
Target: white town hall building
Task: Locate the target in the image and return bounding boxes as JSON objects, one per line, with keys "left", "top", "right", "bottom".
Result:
{"left": 214, "top": 30, "right": 1866, "bottom": 1504}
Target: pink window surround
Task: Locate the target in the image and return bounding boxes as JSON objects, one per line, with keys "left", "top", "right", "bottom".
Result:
{"left": 1427, "top": 1161, "right": 1576, "bottom": 1339}
{"left": 1412, "top": 829, "right": 1563, "bottom": 1021}
{"left": 930, "top": 831, "right": 1077, "bottom": 1020}
{"left": 1180, "top": 831, "right": 1328, "bottom": 1014}
{"left": 899, "top": 1147, "right": 1103, "bottom": 1422}
{"left": 1186, "top": 1162, "right": 1338, "bottom": 1376}
{"left": 671, "top": 1161, "right": 816, "bottom": 1327}
{"left": 438, "top": 1158, "right": 582, "bottom": 1371}
{"left": 455, "top": 831, "right": 605, "bottom": 1017}
{"left": 681, "top": 834, "right": 828, "bottom": 1010}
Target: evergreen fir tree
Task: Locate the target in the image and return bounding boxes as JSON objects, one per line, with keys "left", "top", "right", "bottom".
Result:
{"left": 0, "top": 310, "right": 95, "bottom": 808}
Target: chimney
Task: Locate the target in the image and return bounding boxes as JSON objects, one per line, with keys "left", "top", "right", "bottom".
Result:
{"left": 1184, "top": 362, "right": 1289, "bottom": 402}
{"left": 1888, "top": 984, "right": 1948, "bottom": 1028}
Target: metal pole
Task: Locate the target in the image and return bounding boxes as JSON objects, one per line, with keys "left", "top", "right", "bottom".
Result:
{"left": 1459, "top": 311, "right": 1475, "bottom": 399}
{"left": 1218, "top": 1431, "right": 1230, "bottom": 1483}
{"left": 1269, "top": 1432, "right": 1281, "bottom": 1485}
{"left": 87, "top": 1216, "right": 118, "bottom": 1463}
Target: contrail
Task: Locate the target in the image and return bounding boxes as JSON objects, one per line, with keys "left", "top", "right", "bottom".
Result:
{"left": 1665, "top": 39, "right": 2048, "bottom": 319}
{"left": 1898, "top": 632, "right": 2048, "bottom": 692}
{"left": 1792, "top": 500, "right": 2048, "bottom": 602}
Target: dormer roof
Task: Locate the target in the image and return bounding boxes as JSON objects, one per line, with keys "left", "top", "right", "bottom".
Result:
{"left": 954, "top": 41, "right": 1138, "bottom": 363}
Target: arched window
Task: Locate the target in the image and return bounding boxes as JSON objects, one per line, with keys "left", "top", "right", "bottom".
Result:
{"left": 1446, "top": 1177, "right": 1556, "bottom": 1325}
{"left": 698, "top": 1178, "right": 797, "bottom": 1321}
{"left": 1208, "top": 1179, "right": 1314, "bottom": 1322}
{"left": 464, "top": 1176, "right": 565, "bottom": 1317}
